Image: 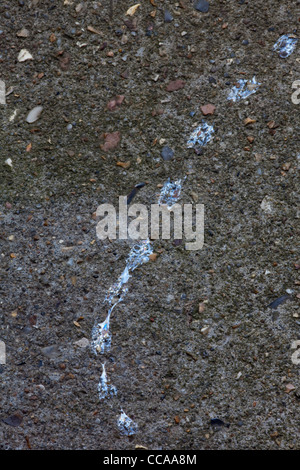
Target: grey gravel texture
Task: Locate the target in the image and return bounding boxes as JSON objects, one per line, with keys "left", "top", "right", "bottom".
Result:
{"left": 0, "top": 0, "right": 299, "bottom": 451}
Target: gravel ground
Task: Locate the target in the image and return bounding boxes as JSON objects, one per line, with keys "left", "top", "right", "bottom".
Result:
{"left": 0, "top": 0, "right": 299, "bottom": 450}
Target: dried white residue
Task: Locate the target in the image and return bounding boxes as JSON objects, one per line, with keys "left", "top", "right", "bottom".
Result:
{"left": 273, "top": 35, "right": 298, "bottom": 58}
{"left": 91, "top": 312, "right": 112, "bottom": 354}
{"left": 158, "top": 178, "right": 182, "bottom": 209}
{"left": 92, "top": 181, "right": 183, "bottom": 355}
{"left": 92, "top": 180, "right": 184, "bottom": 429}
{"left": 118, "top": 409, "right": 138, "bottom": 436}
{"left": 91, "top": 239, "right": 153, "bottom": 354}
{"left": 105, "top": 239, "right": 153, "bottom": 304}
{"left": 98, "top": 363, "right": 117, "bottom": 400}
{"left": 227, "top": 76, "right": 261, "bottom": 102}
{"left": 187, "top": 121, "right": 214, "bottom": 148}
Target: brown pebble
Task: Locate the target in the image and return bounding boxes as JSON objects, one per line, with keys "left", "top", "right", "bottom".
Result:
{"left": 107, "top": 95, "right": 125, "bottom": 111}
{"left": 116, "top": 161, "right": 130, "bottom": 169}
{"left": 200, "top": 103, "right": 216, "bottom": 115}
{"left": 285, "top": 383, "right": 295, "bottom": 394}
{"left": 198, "top": 302, "right": 205, "bottom": 313}
{"left": 101, "top": 131, "right": 121, "bottom": 151}
{"left": 244, "top": 117, "right": 256, "bottom": 126}
{"left": 166, "top": 79, "right": 185, "bottom": 92}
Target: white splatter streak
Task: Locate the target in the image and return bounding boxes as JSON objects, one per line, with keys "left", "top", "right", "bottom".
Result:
{"left": 98, "top": 363, "right": 117, "bottom": 400}
{"left": 92, "top": 180, "right": 183, "bottom": 435}
{"left": 91, "top": 239, "right": 153, "bottom": 354}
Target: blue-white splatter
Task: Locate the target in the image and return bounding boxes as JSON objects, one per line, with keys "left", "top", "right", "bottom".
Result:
{"left": 98, "top": 363, "right": 117, "bottom": 400}
{"left": 91, "top": 239, "right": 153, "bottom": 354}
{"left": 227, "top": 76, "right": 261, "bottom": 102}
{"left": 273, "top": 35, "right": 298, "bottom": 58}
{"left": 118, "top": 409, "right": 138, "bottom": 436}
{"left": 187, "top": 121, "right": 214, "bottom": 148}
{"left": 92, "top": 181, "right": 184, "bottom": 435}
{"left": 158, "top": 178, "right": 182, "bottom": 209}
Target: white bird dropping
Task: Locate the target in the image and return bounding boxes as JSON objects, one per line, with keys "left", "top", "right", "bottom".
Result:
{"left": 118, "top": 409, "right": 138, "bottom": 435}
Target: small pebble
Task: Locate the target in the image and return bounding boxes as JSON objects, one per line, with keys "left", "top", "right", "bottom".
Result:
{"left": 74, "top": 338, "right": 90, "bottom": 348}
{"left": 161, "top": 146, "right": 174, "bottom": 161}
{"left": 18, "top": 49, "right": 33, "bottom": 62}
{"left": 164, "top": 10, "right": 173, "bottom": 23}
{"left": 26, "top": 106, "right": 43, "bottom": 124}
{"left": 194, "top": 0, "right": 209, "bottom": 13}
{"left": 17, "top": 28, "right": 30, "bottom": 38}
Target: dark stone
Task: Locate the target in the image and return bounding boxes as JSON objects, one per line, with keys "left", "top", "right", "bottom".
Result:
{"left": 161, "top": 146, "right": 174, "bottom": 161}
{"left": 2, "top": 414, "right": 23, "bottom": 427}
{"left": 211, "top": 418, "right": 230, "bottom": 428}
{"left": 295, "top": 388, "right": 300, "bottom": 399}
{"left": 164, "top": 10, "right": 173, "bottom": 23}
{"left": 210, "top": 418, "right": 225, "bottom": 426}
{"left": 194, "top": 0, "right": 209, "bottom": 13}
{"left": 267, "top": 294, "right": 291, "bottom": 309}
